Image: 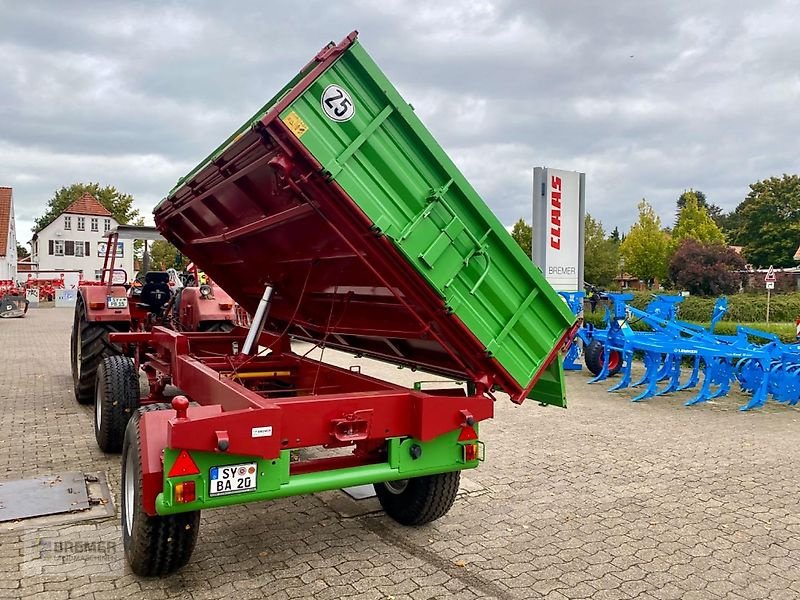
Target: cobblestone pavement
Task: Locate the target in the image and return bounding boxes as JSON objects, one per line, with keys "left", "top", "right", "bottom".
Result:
{"left": 1, "top": 308, "right": 800, "bottom": 600}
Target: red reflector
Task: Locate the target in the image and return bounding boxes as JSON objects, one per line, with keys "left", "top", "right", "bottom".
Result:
{"left": 168, "top": 449, "right": 200, "bottom": 477}
{"left": 175, "top": 481, "right": 196, "bottom": 504}
{"left": 218, "top": 303, "right": 233, "bottom": 310}
{"left": 88, "top": 302, "right": 105, "bottom": 310}
{"left": 464, "top": 443, "right": 478, "bottom": 462}
{"left": 457, "top": 425, "right": 478, "bottom": 441}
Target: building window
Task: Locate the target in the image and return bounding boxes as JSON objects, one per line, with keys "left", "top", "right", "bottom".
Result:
{"left": 75, "top": 241, "right": 85, "bottom": 257}
{"left": 77, "top": 217, "right": 85, "bottom": 231}
{"left": 104, "top": 218, "right": 111, "bottom": 232}
{"left": 65, "top": 241, "right": 75, "bottom": 256}
{"left": 54, "top": 240, "right": 65, "bottom": 256}
{"left": 91, "top": 217, "right": 98, "bottom": 232}
{"left": 64, "top": 216, "right": 72, "bottom": 230}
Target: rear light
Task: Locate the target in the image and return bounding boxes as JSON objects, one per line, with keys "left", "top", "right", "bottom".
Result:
{"left": 463, "top": 443, "right": 478, "bottom": 462}
{"left": 174, "top": 481, "right": 196, "bottom": 504}
{"left": 88, "top": 302, "right": 105, "bottom": 310}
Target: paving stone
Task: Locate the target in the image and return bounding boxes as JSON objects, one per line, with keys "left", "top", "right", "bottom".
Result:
{"left": 2, "top": 309, "right": 800, "bottom": 599}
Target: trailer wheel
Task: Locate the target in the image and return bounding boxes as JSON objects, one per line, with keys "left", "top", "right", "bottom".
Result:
{"left": 198, "top": 320, "right": 235, "bottom": 333}
{"left": 375, "top": 471, "right": 460, "bottom": 526}
{"left": 584, "top": 339, "right": 622, "bottom": 377}
{"left": 122, "top": 404, "right": 200, "bottom": 576}
{"left": 71, "top": 298, "right": 126, "bottom": 405}
{"left": 94, "top": 356, "right": 139, "bottom": 453}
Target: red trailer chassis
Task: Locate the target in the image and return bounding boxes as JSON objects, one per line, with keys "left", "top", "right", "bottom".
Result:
{"left": 113, "top": 325, "right": 492, "bottom": 517}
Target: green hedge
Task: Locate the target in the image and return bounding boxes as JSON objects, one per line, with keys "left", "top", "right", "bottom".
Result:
{"left": 588, "top": 291, "right": 800, "bottom": 323}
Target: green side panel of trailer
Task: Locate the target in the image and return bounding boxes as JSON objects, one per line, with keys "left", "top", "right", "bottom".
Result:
{"left": 278, "top": 41, "right": 575, "bottom": 394}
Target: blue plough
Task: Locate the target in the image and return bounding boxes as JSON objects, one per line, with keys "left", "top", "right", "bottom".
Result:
{"left": 569, "top": 293, "right": 799, "bottom": 411}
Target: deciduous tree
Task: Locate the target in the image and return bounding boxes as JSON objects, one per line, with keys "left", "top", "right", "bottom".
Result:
{"left": 727, "top": 174, "right": 800, "bottom": 267}
{"left": 677, "top": 189, "right": 723, "bottom": 225}
{"left": 510, "top": 218, "right": 532, "bottom": 257}
{"left": 672, "top": 192, "right": 725, "bottom": 246}
{"left": 668, "top": 239, "right": 745, "bottom": 296}
{"left": 584, "top": 214, "right": 619, "bottom": 287}
{"left": 148, "top": 240, "right": 187, "bottom": 271}
{"left": 619, "top": 199, "right": 671, "bottom": 285}
{"left": 34, "top": 183, "right": 140, "bottom": 232}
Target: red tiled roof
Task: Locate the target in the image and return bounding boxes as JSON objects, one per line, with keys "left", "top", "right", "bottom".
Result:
{"left": 0, "top": 187, "right": 12, "bottom": 257}
{"left": 64, "top": 192, "right": 113, "bottom": 217}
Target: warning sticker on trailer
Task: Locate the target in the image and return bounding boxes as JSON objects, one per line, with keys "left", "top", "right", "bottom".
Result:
{"left": 282, "top": 111, "right": 308, "bottom": 138}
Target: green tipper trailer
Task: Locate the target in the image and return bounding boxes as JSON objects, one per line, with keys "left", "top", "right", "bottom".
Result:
{"left": 113, "top": 31, "right": 577, "bottom": 576}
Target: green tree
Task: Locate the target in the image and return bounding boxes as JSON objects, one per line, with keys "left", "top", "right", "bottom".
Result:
{"left": 727, "top": 174, "right": 800, "bottom": 267}
{"left": 16, "top": 243, "right": 29, "bottom": 259}
{"left": 34, "top": 183, "right": 140, "bottom": 232}
{"left": 619, "top": 199, "right": 671, "bottom": 284}
{"left": 148, "top": 240, "right": 187, "bottom": 271}
{"left": 677, "top": 189, "right": 723, "bottom": 225}
{"left": 609, "top": 226, "right": 621, "bottom": 244}
{"left": 510, "top": 218, "right": 532, "bottom": 257}
{"left": 584, "top": 214, "right": 619, "bottom": 286}
{"left": 672, "top": 192, "right": 725, "bottom": 246}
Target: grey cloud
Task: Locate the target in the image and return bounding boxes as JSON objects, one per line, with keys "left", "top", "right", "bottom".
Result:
{"left": 1, "top": 0, "right": 798, "bottom": 240}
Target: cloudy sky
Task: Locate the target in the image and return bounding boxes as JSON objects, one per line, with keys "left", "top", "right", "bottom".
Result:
{"left": 1, "top": 0, "right": 798, "bottom": 242}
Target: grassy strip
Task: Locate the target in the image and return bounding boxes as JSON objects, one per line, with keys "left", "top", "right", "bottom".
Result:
{"left": 613, "top": 291, "right": 800, "bottom": 323}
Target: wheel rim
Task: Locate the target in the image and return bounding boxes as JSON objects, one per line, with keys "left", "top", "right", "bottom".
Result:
{"left": 384, "top": 479, "right": 409, "bottom": 495}
{"left": 76, "top": 324, "right": 83, "bottom": 380}
{"left": 95, "top": 383, "right": 102, "bottom": 430}
{"left": 606, "top": 350, "right": 621, "bottom": 371}
{"left": 124, "top": 448, "right": 135, "bottom": 537}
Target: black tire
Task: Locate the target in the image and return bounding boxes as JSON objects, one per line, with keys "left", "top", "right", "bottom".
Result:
{"left": 375, "top": 471, "right": 460, "bottom": 526}
{"left": 197, "top": 320, "right": 235, "bottom": 332}
{"left": 71, "top": 297, "right": 127, "bottom": 404}
{"left": 94, "top": 356, "right": 140, "bottom": 453}
{"left": 122, "top": 404, "right": 200, "bottom": 576}
{"left": 584, "top": 339, "right": 622, "bottom": 377}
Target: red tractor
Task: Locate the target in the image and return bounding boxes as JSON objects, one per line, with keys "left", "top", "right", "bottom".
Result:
{"left": 70, "top": 225, "right": 236, "bottom": 452}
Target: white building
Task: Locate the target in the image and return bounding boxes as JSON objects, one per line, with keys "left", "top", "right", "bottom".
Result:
{"left": 31, "top": 193, "right": 134, "bottom": 282}
{"left": 0, "top": 187, "right": 18, "bottom": 281}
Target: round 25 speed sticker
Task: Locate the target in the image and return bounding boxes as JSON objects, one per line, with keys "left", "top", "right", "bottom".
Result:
{"left": 321, "top": 84, "right": 355, "bottom": 122}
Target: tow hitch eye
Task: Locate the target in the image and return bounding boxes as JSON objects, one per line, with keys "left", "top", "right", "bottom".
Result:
{"left": 332, "top": 412, "right": 372, "bottom": 442}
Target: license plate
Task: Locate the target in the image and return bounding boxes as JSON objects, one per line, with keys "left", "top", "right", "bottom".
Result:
{"left": 209, "top": 463, "right": 257, "bottom": 497}
{"left": 107, "top": 296, "right": 128, "bottom": 309}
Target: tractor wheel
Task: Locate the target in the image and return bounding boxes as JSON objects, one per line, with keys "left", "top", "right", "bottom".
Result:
{"left": 198, "top": 320, "right": 235, "bottom": 333}
{"left": 122, "top": 404, "right": 200, "bottom": 576}
{"left": 94, "top": 356, "right": 140, "bottom": 453}
{"left": 71, "top": 298, "right": 126, "bottom": 405}
{"left": 374, "top": 471, "right": 460, "bottom": 526}
{"left": 584, "top": 339, "right": 622, "bottom": 377}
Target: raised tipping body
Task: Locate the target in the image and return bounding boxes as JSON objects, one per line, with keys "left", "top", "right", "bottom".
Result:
{"left": 116, "top": 31, "right": 575, "bottom": 576}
